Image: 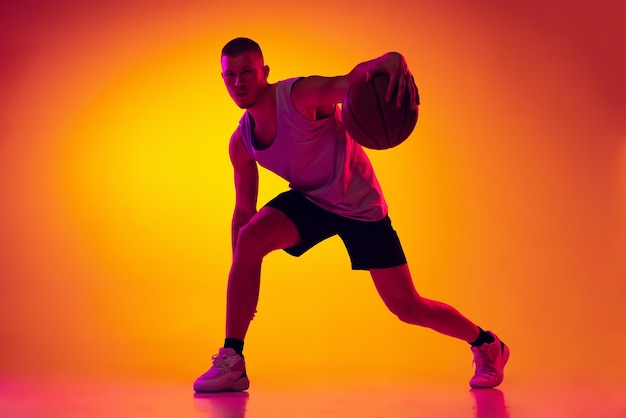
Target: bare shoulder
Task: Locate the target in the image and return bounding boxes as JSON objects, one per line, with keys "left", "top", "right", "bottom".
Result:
{"left": 291, "top": 75, "right": 347, "bottom": 121}
{"left": 229, "top": 127, "right": 254, "bottom": 167}
{"left": 229, "top": 126, "right": 243, "bottom": 142}
{"left": 228, "top": 127, "right": 244, "bottom": 159}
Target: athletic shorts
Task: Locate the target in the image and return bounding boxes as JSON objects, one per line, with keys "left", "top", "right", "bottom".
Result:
{"left": 265, "top": 189, "right": 407, "bottom": 270}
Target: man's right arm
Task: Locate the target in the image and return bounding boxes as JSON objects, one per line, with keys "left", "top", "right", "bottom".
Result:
{"left": 229, "top": 127, "right": 258, "bottom": 251}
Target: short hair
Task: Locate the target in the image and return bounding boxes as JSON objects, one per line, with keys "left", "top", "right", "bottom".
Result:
{"left": 221, "top": 37, "right": 264, "bottom": 59}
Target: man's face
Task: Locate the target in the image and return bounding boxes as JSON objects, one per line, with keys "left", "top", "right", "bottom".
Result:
{"left": 221, "top": 52, "right": 268, "bottom": 109}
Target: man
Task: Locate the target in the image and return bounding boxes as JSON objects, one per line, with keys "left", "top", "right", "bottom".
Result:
{"left": 194, "top": 37, "right": 509, "bottom": 392}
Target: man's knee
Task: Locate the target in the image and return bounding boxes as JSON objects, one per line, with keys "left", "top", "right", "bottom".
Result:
{"left": 235, "top": 221, "right": 277, "bottom": 259}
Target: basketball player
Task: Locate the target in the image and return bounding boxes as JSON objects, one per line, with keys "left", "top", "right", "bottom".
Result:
{"left": 194, "top": 37, "right": 509, "bottom": 392}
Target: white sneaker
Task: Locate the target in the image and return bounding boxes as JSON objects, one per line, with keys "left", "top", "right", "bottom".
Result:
{"left": 470, "top": 332, "right": 510, "bottom": 388}
{"left": 194, "top": 348, "right": 250, "bottom": 392}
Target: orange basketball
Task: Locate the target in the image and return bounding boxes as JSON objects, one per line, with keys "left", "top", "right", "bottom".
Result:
{"left": 342, "top": 73, "right": 418, "bottom": 150}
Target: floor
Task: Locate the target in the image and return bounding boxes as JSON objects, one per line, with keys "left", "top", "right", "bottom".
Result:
{"left": 1, "top": 375, "right": 624, "bottom": 418}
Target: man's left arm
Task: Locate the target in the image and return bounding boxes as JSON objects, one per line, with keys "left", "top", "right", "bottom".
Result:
{"left": 291, "top": 52, "right": 418, "bottom": 121}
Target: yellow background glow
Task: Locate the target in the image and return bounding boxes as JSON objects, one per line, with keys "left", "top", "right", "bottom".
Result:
{"left": 1, "top": 1, "right": 624, "bottom": 388}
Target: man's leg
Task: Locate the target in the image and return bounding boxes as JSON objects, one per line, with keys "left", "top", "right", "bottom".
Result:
{"left": 370, "top": 263, "right": 509, "bottom": 388}
{"left": 194, "top": 206, "right": 301, "bottom": 393}
{"left": 370, "top": 263, "right": 480, "bottom": 342}
{"left": 226, "top": 206, "right": 301, "bottom": 341}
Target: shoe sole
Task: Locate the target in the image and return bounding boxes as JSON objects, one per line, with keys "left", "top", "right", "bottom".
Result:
{"left": 194, "top": 377, "right": 250, "bottom": 393}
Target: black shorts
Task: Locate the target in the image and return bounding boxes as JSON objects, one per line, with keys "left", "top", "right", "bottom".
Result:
{"left": 265, "top": 190, "right": 407, "bottom": 270}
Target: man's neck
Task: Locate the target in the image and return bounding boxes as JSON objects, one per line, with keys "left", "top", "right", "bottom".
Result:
{"left": 247, "top": 83, "right": 274, "bottom": 123}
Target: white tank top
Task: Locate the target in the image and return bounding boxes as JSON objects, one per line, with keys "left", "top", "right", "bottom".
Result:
{"left": 239, "top": 77, "right": 387, "bottom": 221}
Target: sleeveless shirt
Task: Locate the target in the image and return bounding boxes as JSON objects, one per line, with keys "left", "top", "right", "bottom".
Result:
{"left": 238, "top": 77, "right": 387, "bottom": 221}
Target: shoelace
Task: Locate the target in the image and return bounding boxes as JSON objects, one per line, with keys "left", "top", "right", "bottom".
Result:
{"left": 473, "top": 346, "right": 496, "bottom": 376}
{"left": 210, "top": 352, "right": 238, "bottom": 374}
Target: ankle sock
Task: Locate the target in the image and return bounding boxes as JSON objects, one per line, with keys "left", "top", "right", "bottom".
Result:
{"left": 470, "top": 327, "right": 495, "bottom": 347}
{"left": 224, "top": 338, "right": 244, "bottom": 356}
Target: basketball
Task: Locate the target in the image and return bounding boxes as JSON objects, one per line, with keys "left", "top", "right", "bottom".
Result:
{"left": 342, "top": 73, "right": 418, "bottom": 150}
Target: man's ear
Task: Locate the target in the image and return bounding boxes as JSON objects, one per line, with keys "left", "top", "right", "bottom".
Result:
{"left": 263, "top": 65, "right": 270, "bottom": 80}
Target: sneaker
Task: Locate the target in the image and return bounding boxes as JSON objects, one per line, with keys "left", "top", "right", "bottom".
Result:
{"left": 194, "top": 348, "right": 250, "bottom": 392}
{"left": 470, "top": 332, "right": 510, "bottom": 388}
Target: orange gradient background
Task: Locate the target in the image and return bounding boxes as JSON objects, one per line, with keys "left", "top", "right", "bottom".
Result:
{"left": 1, "top": 0, "right": 625, "bottom": 389}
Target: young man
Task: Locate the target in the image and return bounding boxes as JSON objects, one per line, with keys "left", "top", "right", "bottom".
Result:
{"left": 194, "top": 37, "right": 509, "bottom": 392}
